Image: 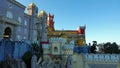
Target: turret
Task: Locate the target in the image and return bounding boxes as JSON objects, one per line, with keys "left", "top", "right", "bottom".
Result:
{"left": 27, "top": 3, "right": 38, "bottom": 41}
{"left": 63, "top": 40, "right": 74, "bottom": 55}
{"left": 63, "top": 44, "right": 74, "bottom": 55}
{"left": 37, "top": 10, "right": 48, "bottom": 42}
{"left": 77, "top": 25, "right": 86, "bottom": 34}
{"left": 49, "top": 38, "right": 66, "bottom": 55}
{"left": 27, "top": 3, "right": 38, "bottom": 16}
{"left": 77, "top": 25, "right": 86, "bottom": 46}
{"left": 38, "top": 10, "right": 47, "bottom": 17}
{"left": 47, "top": 13, "right": 55, "bottom": 31}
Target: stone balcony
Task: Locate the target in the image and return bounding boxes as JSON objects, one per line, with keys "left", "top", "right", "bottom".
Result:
{"left": 0, "top": 16, "right": 20, "bottom": 25}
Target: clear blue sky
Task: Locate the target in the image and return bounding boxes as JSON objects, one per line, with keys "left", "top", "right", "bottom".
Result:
{"left": 17, "top": 0, "right": 120, "bottom": 44}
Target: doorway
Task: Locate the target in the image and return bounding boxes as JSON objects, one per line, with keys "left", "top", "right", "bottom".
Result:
{"left": 3, "top": 27, "right": 11, "bottom": 39}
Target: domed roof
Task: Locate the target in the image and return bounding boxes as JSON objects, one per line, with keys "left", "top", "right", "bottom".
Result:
{"left": 38, "top": 10, "right": 47, "bottom": 17}
{"left": 28, "top": 2, "right": 36, "bottom": 8}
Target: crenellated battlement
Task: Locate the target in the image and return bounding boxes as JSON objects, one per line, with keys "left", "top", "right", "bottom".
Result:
{"left": 84, "top": 54, "right": 120, "bottom": 62}
{"left": 49, "top": 38, "right": 66, "bottom": 43}
{"left": 63, "top": 44, "right": 74, "bottom": 50}
{"left": 42, "top": 44, "right": 50, "bottom": 49}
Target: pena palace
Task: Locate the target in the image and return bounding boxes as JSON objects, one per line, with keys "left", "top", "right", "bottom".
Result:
{"left": 47, "top": 13, "right": 86, "bottom": 46}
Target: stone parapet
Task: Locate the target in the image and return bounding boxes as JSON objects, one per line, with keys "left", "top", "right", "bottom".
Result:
{"left": 84, "top": 54, "right": 120, "bottom": 62}
{"left": 42, "top": 44, "right": 50, "bottom": 49}
{"left": 49, "top": 38, "right": 66, "bottom": 43}
{"left": 63, "top": 44, "right": 74, "bottom": 49}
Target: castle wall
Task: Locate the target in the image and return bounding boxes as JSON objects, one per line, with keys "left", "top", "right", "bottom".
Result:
{"left": 0, "top": 0, "right": 32, "bottom": 41}
{"left": 72, "top": 53, "right": 84, "bottom": 68}
{"left": 0, "top": 0, "right": 25, "bottom": 22}
{"left": 73, "top": 54, "right": 120, "bottom": 68}
{"left": 0, "top": 0, "right": 43, "bottom": 41}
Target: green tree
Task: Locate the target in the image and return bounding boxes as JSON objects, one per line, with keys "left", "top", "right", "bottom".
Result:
{"left": 93, "top": 41, "right": 97, "bottom": 45}
{"left": 103, "top": 42, "right": 119, "bottom": 54}
{"left": 22, "top": 51, "right": 32, "bottom": 68}
{"left": 90, "top": 41, "right": 97, "bottom": 53}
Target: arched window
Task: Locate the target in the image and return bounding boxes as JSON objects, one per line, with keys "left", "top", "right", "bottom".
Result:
{"left": 17, "top": 35, "right": 20, "bottom": 40}
{"left": 4, "top": 27, "right": 11, "bottom": 39}
{"left": 6, "top": 11, "right": 13, "bottom": 19}
{"left": 24, "top": 20, "right": 27, "bottom": 26}
{"left": 54, "top": 47, "right": 58, "bottom": 52}
{"left": 18, "top": 17, "right": 22, "bottom": 23}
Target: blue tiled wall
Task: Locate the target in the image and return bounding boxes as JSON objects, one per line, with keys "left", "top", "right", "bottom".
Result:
{"left": 74, "top": 46, "right": 90, "bottom": 53}
{"left": 0, "top": 39, "right": 31, "bottom": 61}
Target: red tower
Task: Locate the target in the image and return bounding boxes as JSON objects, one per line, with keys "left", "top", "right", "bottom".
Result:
{"left": 77, "top": 25, "right": 86, "bottom": 34}
{"left": 47, "top": 13, "right": 55, "bottom": 31}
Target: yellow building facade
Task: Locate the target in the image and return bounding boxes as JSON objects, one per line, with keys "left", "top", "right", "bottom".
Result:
{"left": 47, "top": 13, "right": 86, "bottom": 46}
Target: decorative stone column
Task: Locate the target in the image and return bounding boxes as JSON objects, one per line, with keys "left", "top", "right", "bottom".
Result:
{"left": 21, "top": 61, "right": 27, "bottom": 68}
{"left": 31, "top": 55, "right": 37, "bottom": 68}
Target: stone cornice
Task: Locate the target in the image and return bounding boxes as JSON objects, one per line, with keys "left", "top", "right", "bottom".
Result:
{"left": 8, "top": 0, "right": 26, "bottom": 9}
{"left": 24, "top": 13, "right": 31, "bottom": 18}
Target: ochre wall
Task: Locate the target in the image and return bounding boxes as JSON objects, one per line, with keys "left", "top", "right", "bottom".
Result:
{"left": 47, "top": 28, "right": 86, "bottom": 46}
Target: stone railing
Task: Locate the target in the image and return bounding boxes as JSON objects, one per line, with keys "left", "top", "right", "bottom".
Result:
{"left": 84, "top": 54, "right": 120, "bottom": 62}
